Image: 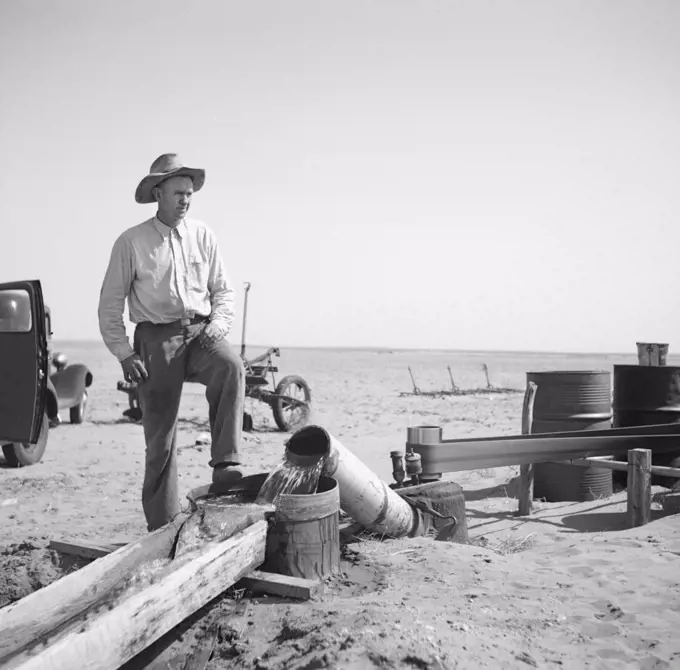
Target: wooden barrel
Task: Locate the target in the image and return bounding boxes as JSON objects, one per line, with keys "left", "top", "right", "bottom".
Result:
{"left": 396, "top": 480, "right": 468, "bottom": 543}
{"left": 527, "top": 370, "right": 613, "bottom": 502}
{"left": 264, "top": 475, "right": 340, "bottom": 580}
{"left": 612, "top": 365, "right": 680, "bottom": 488}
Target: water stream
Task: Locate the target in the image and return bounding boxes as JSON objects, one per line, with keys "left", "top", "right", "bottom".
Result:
{"left": 255, "top": 457, "right": 326, "bottom": 505}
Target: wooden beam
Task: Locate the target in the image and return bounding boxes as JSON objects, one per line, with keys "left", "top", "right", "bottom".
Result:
{"left": 627, "top": 449, "right": 652, "bottom": 528}
{"left": 0, "top": 513, "right": 189, "bottom": 662}
{"left": 517, "top": 381, "right": 537, "bottom": 516}
{"left": 3, "top": 521, "right": 267, "bottom": 670}
{"left": 566, "top": 458, "right": 628, "bottom": 473}
{"left": 48, "top": 540, "right": 116, "bottom": 561}
{"left": 46, "top": 541, "right": 320, "bottom": 600}
{"left": 238, "top": 570, "right": 323, "bottom": 600}
{"left": 564, "top": 457, "right": 680, "bottom": 478}
{"left": 649, "top": 464, "right": 680, "bottom": 478}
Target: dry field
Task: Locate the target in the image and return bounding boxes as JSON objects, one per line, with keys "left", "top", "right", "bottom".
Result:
{"left": 1, "top": 343, "right": 679, "bottom": 669}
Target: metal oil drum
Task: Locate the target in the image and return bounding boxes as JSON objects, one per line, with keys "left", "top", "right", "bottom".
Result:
{"left": 612, "top": 364, "right": 680, "bottom": 488}
{"left": 527, "top": 370, "right": 613, "bottom": 502}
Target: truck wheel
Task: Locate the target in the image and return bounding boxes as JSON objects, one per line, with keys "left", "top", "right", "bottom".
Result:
{"left": 2, "top": 412, "right": 49, "bottom": 467}
{"left": 70, "top": 391, "right": 88, "bottom": 424}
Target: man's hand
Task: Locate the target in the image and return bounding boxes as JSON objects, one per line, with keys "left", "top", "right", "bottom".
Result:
{"left": 199, "top": 321, "right": 225, "bottom": 348}
{"left": 121, "top": 354, "right": 149, "bottom": 384}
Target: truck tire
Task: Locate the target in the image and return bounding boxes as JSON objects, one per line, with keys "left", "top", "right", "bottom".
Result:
{"left": 2, "top": 411, "right": 49, "bottom": 467}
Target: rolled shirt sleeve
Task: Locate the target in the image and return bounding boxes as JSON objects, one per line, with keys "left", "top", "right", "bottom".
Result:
{"left": 98, "top": 234, "right": 136, "bottom": 362}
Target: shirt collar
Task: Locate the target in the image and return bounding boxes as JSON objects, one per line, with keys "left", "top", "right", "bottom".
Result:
{"left": 153, "top": 216, "right": 186, "bottom": 239}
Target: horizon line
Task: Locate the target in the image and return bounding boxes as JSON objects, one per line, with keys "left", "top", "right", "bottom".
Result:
{"left": 50, "top": 339, "right": 648, "bottom": 358}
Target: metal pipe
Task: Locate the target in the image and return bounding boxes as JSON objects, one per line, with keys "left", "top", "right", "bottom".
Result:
{"left": 286, "top": 425, "right": 420, "bottom": 538}
{"left": 408, "top": 420, "right": 680, "bottom": 449}
{"left": 408, "top": 424, "right": 680, "bottom": 476}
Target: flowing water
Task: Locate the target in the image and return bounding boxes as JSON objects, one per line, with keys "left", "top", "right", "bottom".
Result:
{"left": 255, "top": 457, "right": 326, "bottom": 505}
{"left": 174, "top": 454, "right": 328, "bottom": 558}
{"left": 175, "top": 499, "right": 274, "bottom": 558}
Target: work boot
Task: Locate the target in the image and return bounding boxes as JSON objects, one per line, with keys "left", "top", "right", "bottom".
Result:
{"left": 212, "top": 463, "right": 243, "bottom": 486}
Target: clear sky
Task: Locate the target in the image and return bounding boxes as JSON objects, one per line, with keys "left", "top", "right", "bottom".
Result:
{"left": 1, "top": 0, "right": 678, "bottom": 354}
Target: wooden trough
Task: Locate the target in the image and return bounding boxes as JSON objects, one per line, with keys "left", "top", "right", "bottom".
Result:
{"left": 0, "top": 476, "right": 339, "bottom": 670}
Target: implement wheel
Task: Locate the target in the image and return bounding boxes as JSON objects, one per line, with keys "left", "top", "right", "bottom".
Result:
{"left": 272, "top": 375, "right": 312, "bottom": 432}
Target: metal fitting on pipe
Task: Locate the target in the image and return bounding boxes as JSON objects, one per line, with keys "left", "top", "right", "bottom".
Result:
{"left": 406, "top": 426, "right": 443, "bottom": 481}
{"left": 390, "top": 450, "right": 406, "bottom": 488}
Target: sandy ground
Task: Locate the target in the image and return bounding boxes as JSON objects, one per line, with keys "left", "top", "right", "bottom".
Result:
{"left": 1, "top": 344, "right": 680, "bottom": 669}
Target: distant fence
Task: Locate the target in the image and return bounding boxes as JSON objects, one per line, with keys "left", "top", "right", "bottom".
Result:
{"left": 400, "top": 363, "right": 521, "bottom": 397}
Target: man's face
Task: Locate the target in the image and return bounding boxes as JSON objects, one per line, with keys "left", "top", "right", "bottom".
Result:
{"left": 155, "top": 176, "right": 194, "bottom": 221}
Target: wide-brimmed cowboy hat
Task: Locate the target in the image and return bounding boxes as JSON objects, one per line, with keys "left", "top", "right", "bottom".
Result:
{"left": 135, "top": 153, "right": 206, "bottom": 204}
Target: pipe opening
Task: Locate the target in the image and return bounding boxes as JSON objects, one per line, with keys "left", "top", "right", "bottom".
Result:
{"left": 285, "top": 425, "right": 331, "bottom": 467}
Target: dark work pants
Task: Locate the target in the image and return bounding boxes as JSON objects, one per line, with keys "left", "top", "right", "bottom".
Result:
{"left": 133, "top": 321, "right": 245, "bottom": 531}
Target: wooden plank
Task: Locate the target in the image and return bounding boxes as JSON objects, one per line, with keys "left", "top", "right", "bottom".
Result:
{"left": 517, "top": 381, "right": 537, "bottom": 516}
{"left": 565, "top": 458, "right": 680, "bottom": 478}
{"left": 628, "top": 449, "right": 652, "bottom": 528}
{"left": 48, "top": 540, "right": 116, "bottom": 561}
{"left": 566, "top": 458, "right": 629, "bottom": 472}
{"left": 238, "top": 570, "right": 323, "bottom": 600}
{"left": 0, "top": 513, "right": 189, "bottom": 662}
{"left": 3, "top": 521, "right": 267, "bottom": 670}
{"left": 647, "top": 464, "right": 680, "bottom": 478}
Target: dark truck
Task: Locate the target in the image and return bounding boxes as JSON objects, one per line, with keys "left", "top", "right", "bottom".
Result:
{"left": 0, "top": 280, "right": 93, "bottom": 466}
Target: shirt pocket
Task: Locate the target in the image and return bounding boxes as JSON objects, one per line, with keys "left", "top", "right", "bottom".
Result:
{"left": 186, "top": 254, "right": 208, "bottom": 290}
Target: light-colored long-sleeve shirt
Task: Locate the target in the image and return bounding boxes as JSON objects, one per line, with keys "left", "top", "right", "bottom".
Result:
{"left": 98, "top": 216, "right": 236, "bottom": 362}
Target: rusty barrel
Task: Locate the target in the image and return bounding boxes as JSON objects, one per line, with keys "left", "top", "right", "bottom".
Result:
{"left": 264, "top": 475, "right": 341, "bottom": 580}
{"left": 612, "top": 365, "right": 680, "bottom": 488}
{"left": 527, "top": 370, "right": 613, "bottom": 502}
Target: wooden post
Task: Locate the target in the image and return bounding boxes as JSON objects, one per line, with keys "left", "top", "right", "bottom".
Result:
{"left": 407, "top": 366, "right": 421, "bottom": 395}
{"left": 518, "top": 381, "right": 538, "bottom": 516}
{"left": 482, "top": 363, "right": 492, "bottom": 390}
{"left": 627, "top": 448, "right": 652, "bottom": 528}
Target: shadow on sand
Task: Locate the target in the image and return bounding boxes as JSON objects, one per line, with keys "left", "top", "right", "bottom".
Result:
{"left": 465, "top": 490, "right": 679, "bottom": 537}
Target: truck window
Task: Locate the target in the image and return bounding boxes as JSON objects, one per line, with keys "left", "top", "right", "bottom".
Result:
{"left": 0, "top": 289, "right": 32, "bottom": 332}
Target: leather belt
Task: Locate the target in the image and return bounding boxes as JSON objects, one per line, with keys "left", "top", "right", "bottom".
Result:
{"left": 179, "top": 315, "right": 209, "bottom": 327}
{"left": 139, "top": 315, "right": 209, "bottom": 328}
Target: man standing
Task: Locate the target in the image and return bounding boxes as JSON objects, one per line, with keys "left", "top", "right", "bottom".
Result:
{"left": 98, "top": 153, "right": 245, "bottom": 532}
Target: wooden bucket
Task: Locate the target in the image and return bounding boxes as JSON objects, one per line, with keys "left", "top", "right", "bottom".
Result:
{"left": 264, "top": 475, "right": 340, "bottom": 580}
